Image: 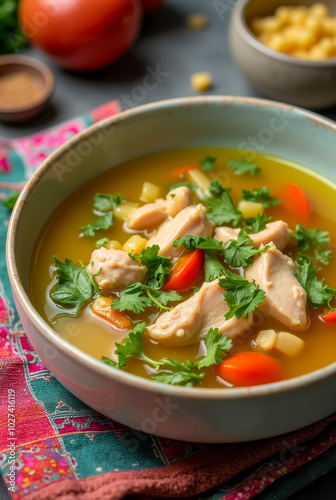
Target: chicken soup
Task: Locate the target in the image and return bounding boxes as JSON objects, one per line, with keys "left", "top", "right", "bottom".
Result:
{"left": 30, "top": 148, "right": 336, "bottom": 389}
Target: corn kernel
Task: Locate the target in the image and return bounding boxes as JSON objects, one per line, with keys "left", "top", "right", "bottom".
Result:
{"left": 309, "top": 45, "right": 329, "bottom": 59}
{"left": 275, "top": 6, "right": 292, "bottom": 24}
{"left": 275, "top": 331, "right": 305, "bottom": 356}
{"left": 114, "top": 202, "right": 139, "bottom": 221}
{"left": 310, "top": 3, "right": 329, "bottom": 19}
{"left": 257, "top": 16, "right": 282, "bottom": 33}
{"left": 289, "top": 7, "right": 308, "bottom": 25}
{"left": 266, "top": 33, "right": 292, "bottom": 52}
{"left": 187, "top": 14, "right": 208, "bottom": 30}
{"left": 122, "top": 235, "right": 148, "bottom": 255}
{"left": 140, "top": 182, "right": 162, "bottom": 203}
{"left": 190, "top": 72, "right": 212, "bottom": 92}
{"left": 255, "top": 329, "right": 277, "bottom": 351}
{"left": 237, "top": 200, "right": 264, "bottom": 219}
{"left": 105, "top": 240, "right": 123, "bottom": 251}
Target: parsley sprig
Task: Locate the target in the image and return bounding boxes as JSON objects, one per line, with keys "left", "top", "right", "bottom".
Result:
{"left": 111, "top": 282, "right": 182, "bottom": 313}
{"left": 219, "top": 271, "right": 266, "bottom": 320}
{"left": 130, "top": 245, "right": 171, "bottom": 289}
{"left": 80, "top": 213, "right": 114, "bottom": 237}
{"left": 293, "top": 225, "right": 332, "bottom": 266}
{"left": 2, "top": 191, "right": 20, "bottom": 211}
{"left": 294, "top": 255, "right": 335, "bottom": 309}
{"left": 200, "top": 156, "right": 216, "bottom": 172}
{"left": 223, "top": 231, "right": 269, "bottom": 268}
{"left": 244, "top": 214, "right": 272, "bottom": 233}
{"left": 93, "top": 193, "right": 125, "bottom": 212}
{"left": 209, "top": 179, "right": 225, "bottom": 197}
{"left": 205, "top": 190, "right": 243, "bottom": 227}
{"left": 241, "top": 187, "right": 281, "bottom": 208}
{"left": 228, "top": 159, "right": 261, "bottom": 176}
{"left": 102, "top": 324, "right": 232, "bottom": 387}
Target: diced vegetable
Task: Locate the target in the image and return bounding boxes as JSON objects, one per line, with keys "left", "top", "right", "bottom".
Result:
{"left": 171, "top": 164, "right": 200, "bottom": 179}
{"left": 123, "top": 235, "right": 148, "bottom": 255}
{"left": 114, "top": 202, "right": 139, "bottom": 221}
{"left": 237, "top": 200, "right": 264, "bottom": 219}
{"left": 255, "top": 329, "right": 277, "bottom": 351}
{"left": 214, "top": 352, "right": 284, "bottom": 386}
{"left": 140, "top": 182, "right": 162, "bottom": 203}
{"left": 283, "top": 183, "right": 312, "bottom": 219}
{"left": 274, "top": 331, "right": 305, "bottom": 356}
{"left": 319, "top": 310, "right": 336, "bottom": 324}
{"left": 163, "top": 249, "right": 204, "bottom": 292}
{"left": 190, "top": 72, "right": 212, "bottom": 92}
{"left": 92, "top": 297, "right": 132, "bottom": 330}
{"left": 188, "top": 169, "right": 210, "bottom": 193}
{"left": 105, "top": 240, "right": 123, "bottom": 251}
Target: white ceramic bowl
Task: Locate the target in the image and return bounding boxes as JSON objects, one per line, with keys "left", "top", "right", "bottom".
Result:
{"left": 7, "top": 96, "right": 336, "bottom": 443}
{"left": 230, "top": 0, "right": 336, "bottom": 109}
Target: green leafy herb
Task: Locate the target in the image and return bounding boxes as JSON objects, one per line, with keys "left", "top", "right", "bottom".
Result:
{"left": 241, "top": 187, "right": 281, "bottom": 208}
{"left": 224, "top": 230, "right": 269, "bottom": 268}
{"left": 294, "top": 255, "right": 335, "bottom": 309}
{"left": 204, "top": 251, "right": 226, "bottom": 282}
{"left": 80, "top": 213, "right": 114, "bottom": 237}
{"left": 169, "top": 181, "right": 197, "bottom": 192}
{"left": 209, "top": 179, "right": 225, "bottom": 197}
{"left": 293, "top": 225, "right": 332, "bottom": 266}
{"left": 198, "top": 328, "right": 232, "bottom": 368}
{"left": 0, "top": 1, "right": 28, "bottom": 55}
{"left": 51, "top": 257, "right": 93, "bottom": 319}
{"left": 2, "top": 191, "right": 20, "bottom": 210}
{"left": 111, "top": 282, "right": 182, "bottom": 314}
{"left": 200, "top": 155, "right": 216, "bottom": 172}
{"left": 102, "top": 326, "right": 232, "bottom": 387}
{"left": 245, "top": 214, "right": 272, "bottom": 233}
{"left": 173, "top": 235, "right": 224, "bottom": 253}
{"left": 228, "top": 159, "right": 261, "bottom": 176}
{"left": 205, "top": 191, "right": 243, "bottom": 227}
{"left": 219, "top": 271, "right": 265, "bottom": 319}
{"left": 130, "top": 245, "right": 172, "bottom": 289}
{"left": 96, "top": 238, "right": 110, "bottom": 249}
{"left": 93, "top": 193, "right": 125, "bottom": 212}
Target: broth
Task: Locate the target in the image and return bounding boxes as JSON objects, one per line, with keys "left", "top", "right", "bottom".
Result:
{"left": 30, "top": 147, "right": 336, "bottom": 388}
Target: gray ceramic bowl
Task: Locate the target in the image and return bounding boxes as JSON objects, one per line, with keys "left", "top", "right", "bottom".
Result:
{"left": 230, "top": 0, "right": 336, "bottom": 109}
{"left": 6, "top": 96, "right": 336, "bottom": 443}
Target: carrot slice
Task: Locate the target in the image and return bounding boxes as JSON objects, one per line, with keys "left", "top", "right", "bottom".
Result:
{"left": 319, "top": 310, "right": 336, "bottom": 324}
{"left": 162, "top": 249, "right": 204, "bottom": 293}
{"left": 282, "top": 183, "right": 312, "bottom": 220}
{"left": 170, "top": 164, "right": 200, "bottom": 179}
{"left": 92, "top": 297, "right": 132, "bottom": 330}
{"left": 214, "top": 352, "right": 284, "bottom": 387}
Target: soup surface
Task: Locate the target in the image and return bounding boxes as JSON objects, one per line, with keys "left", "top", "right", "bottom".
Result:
{"left": 30, "top": 147, "right": 336, "bottom": 389}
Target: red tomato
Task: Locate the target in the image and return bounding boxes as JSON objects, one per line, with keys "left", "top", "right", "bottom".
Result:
{"left": 282, "top": 183, "right": 312, "bottom": 220}
{"left": 163, "top": 250, "right": 204, "bottom": 293}
{"left": 214, "top": 352, "right": 284, "bottom": 387}
{"left": 319, "top": 310, "right": 336, "bottom": 324}
{"left": 141, "top": 0, "right": 164, "bottom": 14}
{"left": 19, "top": 0, "right": 142, "bottom": 71}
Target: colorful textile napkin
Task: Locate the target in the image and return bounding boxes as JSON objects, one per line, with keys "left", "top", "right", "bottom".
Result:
{"left": 0, "top": 103, "right": 336, "bottom": 500}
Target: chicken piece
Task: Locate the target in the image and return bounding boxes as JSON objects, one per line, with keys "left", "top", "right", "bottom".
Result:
{"left": 147, "top": 279, "right": 253, "bottom": 346}
{"left": 215, "top": 220, "right": 291, "bottom": 251}
{"left": 147, "top": 204, "right": 214, "bottom": 258}
{"left": 89, "top": 248, "right": 146, "bottom": 292}
{"left": 128, "top": 186, "right": 191, "bottom": 231}
{"left": 245, "top": 245, "right": 308, "bottom": 331}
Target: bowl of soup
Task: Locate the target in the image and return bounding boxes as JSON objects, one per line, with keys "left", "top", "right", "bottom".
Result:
{"left": 6, "top": 96, "right": 336, "bottom": 443}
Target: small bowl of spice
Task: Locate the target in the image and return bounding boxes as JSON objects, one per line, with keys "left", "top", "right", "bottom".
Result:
{"left": 0, "top": 55, "right": 54, "bottom": 122}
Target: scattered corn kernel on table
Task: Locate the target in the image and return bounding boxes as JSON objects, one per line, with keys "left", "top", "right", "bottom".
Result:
{"left": 1, "top": 0, "right": 336, "bottom": 498}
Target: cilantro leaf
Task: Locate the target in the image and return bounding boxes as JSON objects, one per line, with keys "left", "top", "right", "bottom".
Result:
{"left": 101, "top": 356, "right": 118, "bottom": 368}
{"left": 293, "top": 225, "right": 332, "bottom": 266}
{"left": 130, "top": 245, "right": 171, "bottom": 289}
{"left": 111, "top": 283, "right": 152, "bottom": 314}
{"left": 205, "top": 191, "right": 243, "bottom": 227}
{"left": 219, "top": 271, "right": 265, "bottom": 319}
{"left": 114, "top": 322, "right": 148, "bottom": 368}
{"left": 200, "top": 155, "right": 216, "bottom": 172}
{"left": 51, "top": 257, "right": 93, "bottom": 316}
{"left": 198, "top": 328, "right": 232, "bottom": 368}
{"left": 223, "top": 230, "right": 269, "bottom": 268}
{"left": 241, "top": 187, "right": 281, "bottom": 208}
{"left": 153, "top": 359, "right": 204, "bottom": 387}
{"left": 96, "top": 238, "right": 110, "bottom": 249}
{"left": 80, "top": 213, "right": 114, "bottom": 237}
{"left": 149, "top": 289, "right": 182, "bottom": 307}
{"left": 294, "top": 255, "right": 335, "bottom": 309}
{"left": 228, "top": 159, "right": 261, "bottom": 176}
{"left": 173, "top": 235, "right": 224, "bottom": 253}
{"left": 204, "top": 251, "right": 226, "bottom": 282}
{"left": 2, "top": 191, "right": 20, "bottom": 210}
{"left": 245, "top": 214, "right": 272, "bottom": 233}
{"left": 209, "top": 179, "right": 225, "bottom": 197}
{"left": 169, "top": 181, "right": 197, "bottom": 192}
{"left": 93, "top": 193, "right": 125, "bottom": 212}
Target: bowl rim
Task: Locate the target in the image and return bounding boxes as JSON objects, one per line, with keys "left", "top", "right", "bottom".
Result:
{"left": 0, "top": 54, "right": 55, "bottom": 114}
{"left": 6, "top": 95, "right": 336, "bottom": 401}
{"left": 233, "top": 0, "right": 336, "bottom": 67}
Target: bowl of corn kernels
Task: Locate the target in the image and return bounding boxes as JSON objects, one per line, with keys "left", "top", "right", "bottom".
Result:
{"left": 230, "top": 0, "right": 336, "bottom": 109}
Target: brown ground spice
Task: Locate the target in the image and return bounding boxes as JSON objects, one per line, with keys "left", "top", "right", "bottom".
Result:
{"left": 0, "top": 72, "right": 44, "bottom": 109}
